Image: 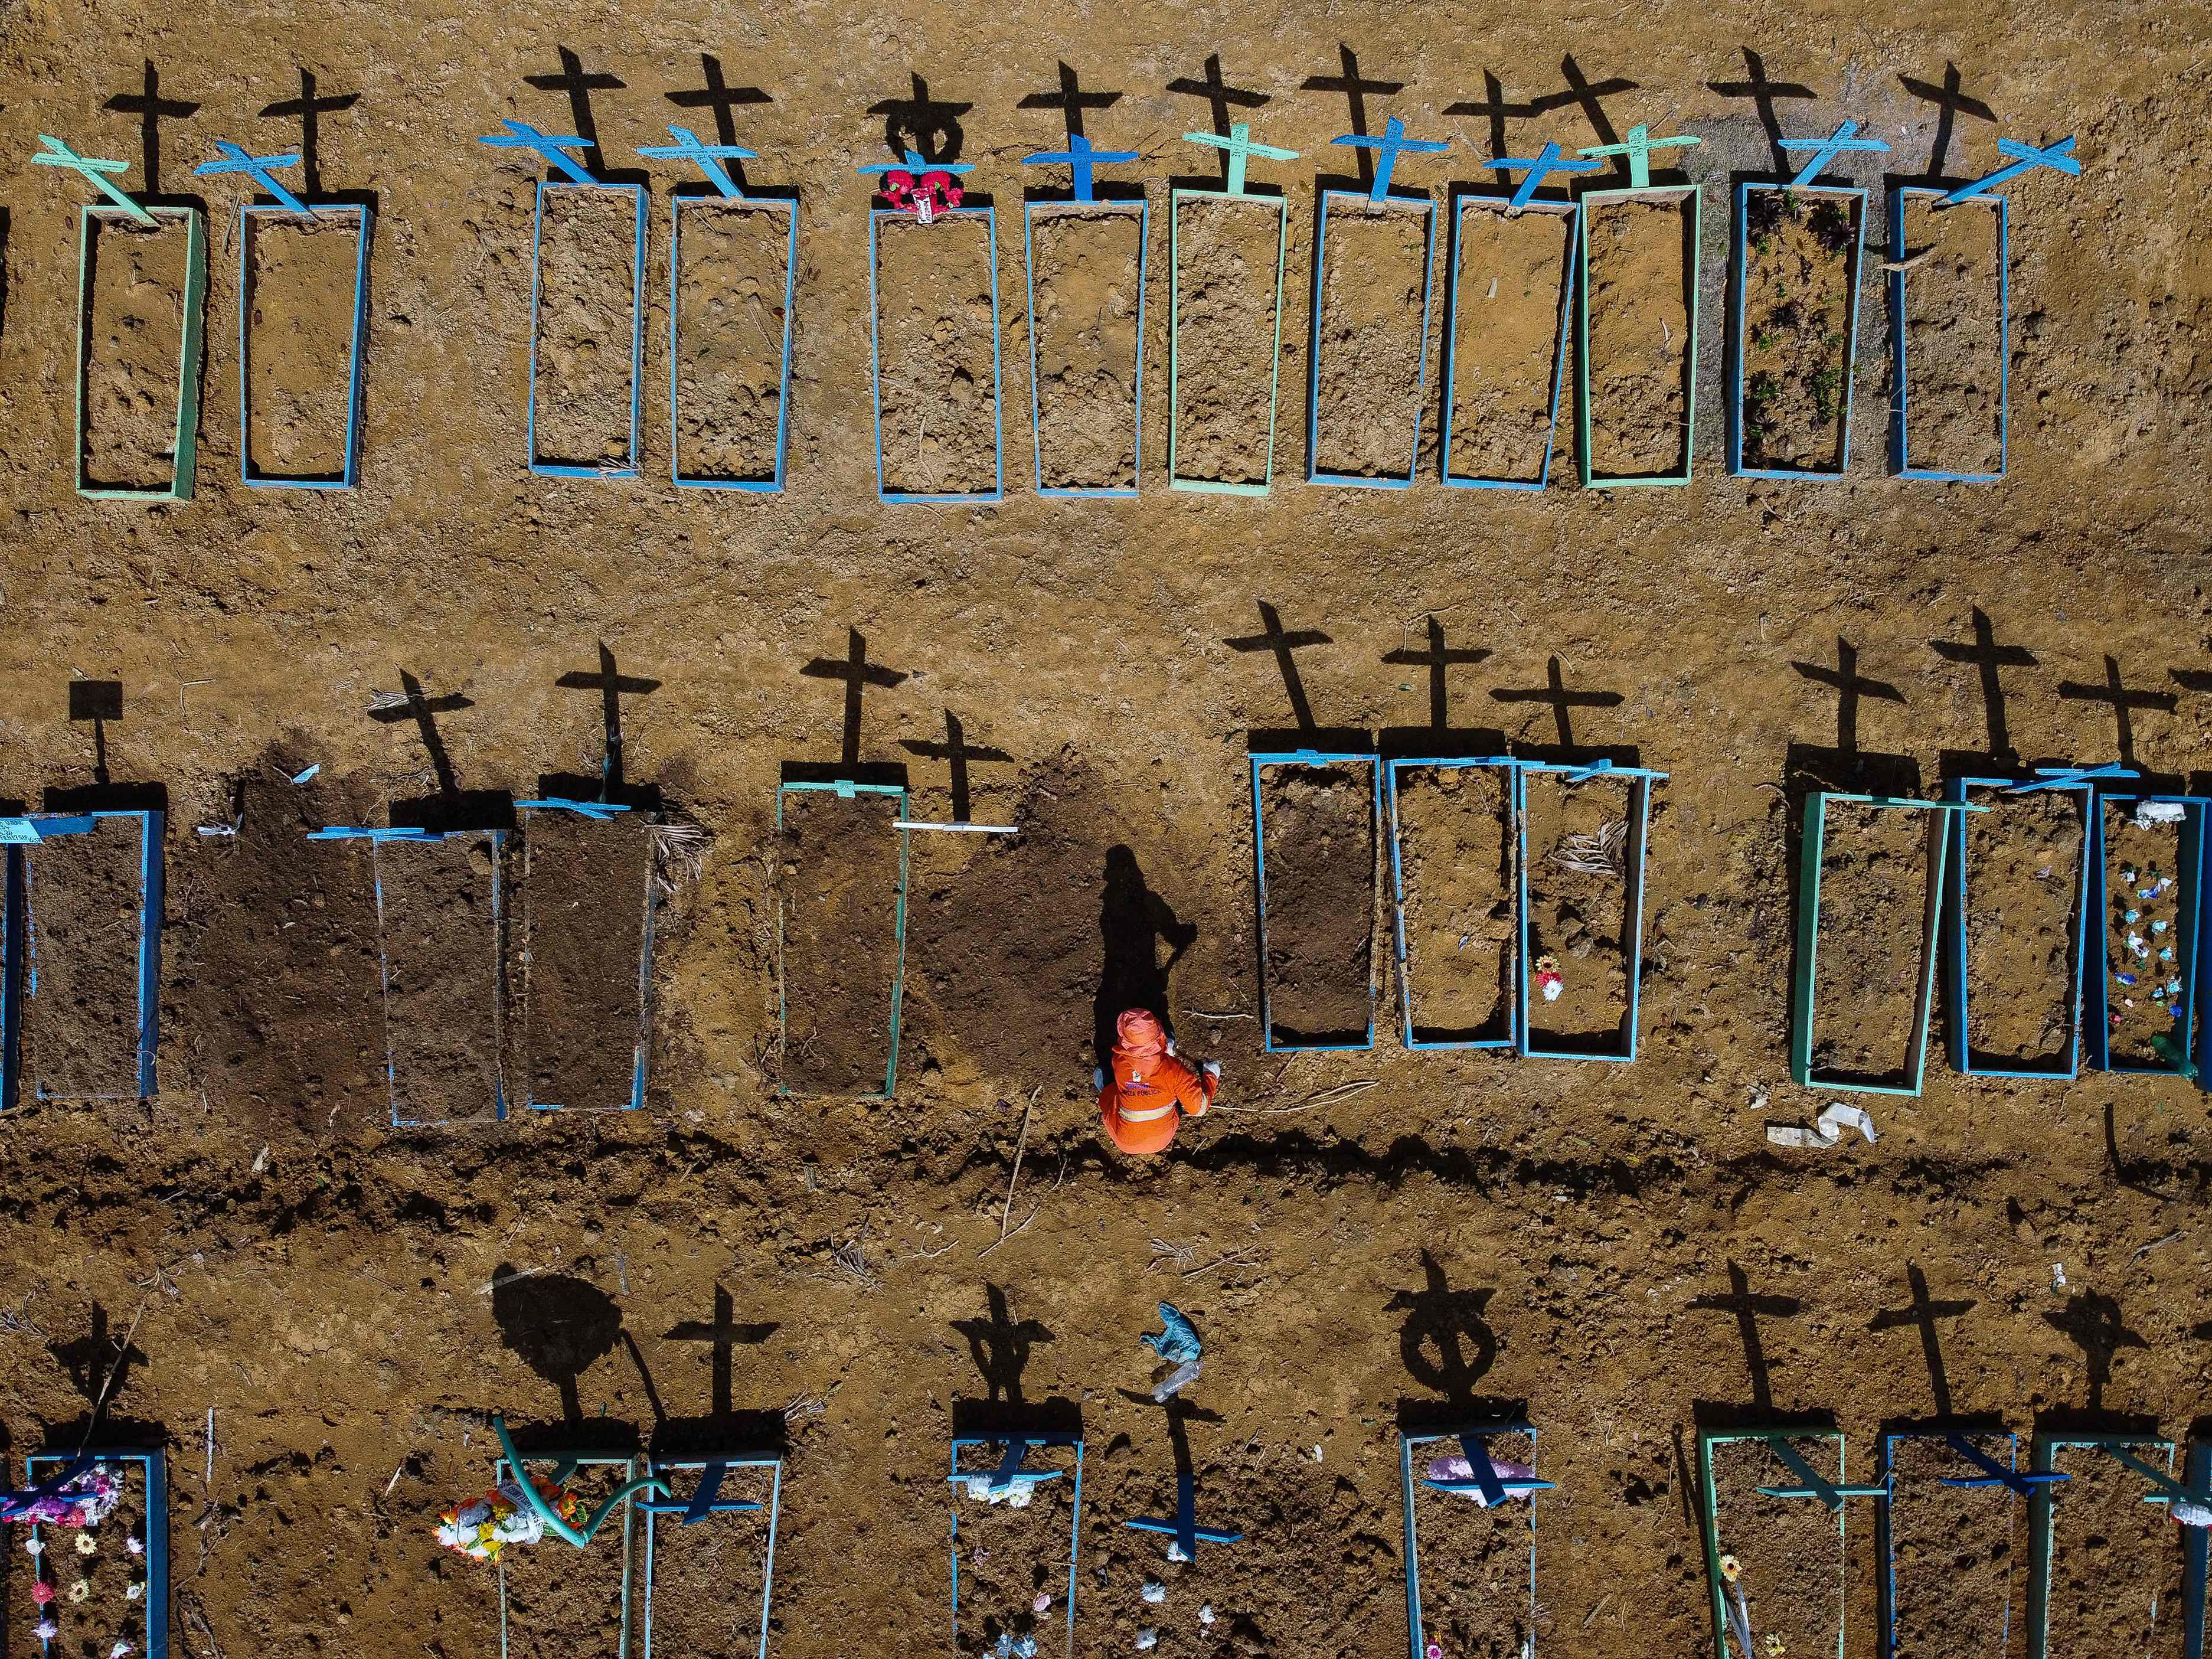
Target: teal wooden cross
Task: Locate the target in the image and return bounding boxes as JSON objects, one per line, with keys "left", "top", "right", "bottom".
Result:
{"left": 1023, "top": 132, "right": 1138, "bottom": 203}
{"left": 194, "top": 140, "right": 312, "bottom": 213}
{"left": 2104, "top": 1444, "right": 2203, "bottom": 1510}
{"left": 31, "top": 135, "right": 155, "bottom": 225}
{"left": 1939, "top": 134, "right": 2078, "bottom": 205}
{"left": 1182, "top": 121, "right": 1299, "bottom": 196}
{"left": 478, "top": 118, "right": 595, "bottom": 185}
{"left": 1754, "top": 1440, "right": 1889, "bottom": 1513}
{"left": 1487, "top": 140, "right": 1601, "bottom": 210}
{"left": 1577, "top": 123, "right": 1702, "bottom": 190}
{"left": 1331, "top": 113, "right": 1449, "bottom": 203}
{"left": 638, "top": 124, "right": 756, "bottom": 197}
{"left": 1780, "top": 120, "right": 1890, "bottom": 188}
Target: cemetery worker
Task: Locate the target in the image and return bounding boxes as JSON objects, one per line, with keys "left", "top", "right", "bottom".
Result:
{"left": 1096, "top": 1008, "right": 1218, "bottom": 1155}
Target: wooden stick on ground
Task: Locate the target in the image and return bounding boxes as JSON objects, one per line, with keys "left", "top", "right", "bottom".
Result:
{"left": 988, "top": 1086, "right": 1043, "bottom": 1250}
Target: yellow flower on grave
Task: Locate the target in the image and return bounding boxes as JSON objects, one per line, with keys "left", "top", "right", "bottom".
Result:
{"left": 1718, "top": 1553, "right": 1741, "bottom": 1583}
{"left": 74, "top": 1533, "right": 99, "bottom": 1556}
{"left": 67, "top": 1580, "right": 91, "bottom": 1604}
{"left": 1765, "top": 1637, "right": 1786, "bottom": 1657}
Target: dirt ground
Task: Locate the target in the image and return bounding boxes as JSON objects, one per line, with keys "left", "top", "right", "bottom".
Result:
{"left": 4, "top": 11, "right": 2212, "bottom": 1659}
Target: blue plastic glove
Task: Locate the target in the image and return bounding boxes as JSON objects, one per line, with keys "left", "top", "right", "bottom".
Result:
{"left": 1140, "top": 1302, "right": 1202, "bottom": 1366}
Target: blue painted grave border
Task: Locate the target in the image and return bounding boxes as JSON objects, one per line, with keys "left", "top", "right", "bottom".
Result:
{"left": 947, "top": 1434, "right": 1083, "bottom": 1651}
{"left": 669, "top": 194, "right": 797, "bottom": 491}
{"left": 1879, "top": 1432, "right": 2016, "bottom": 1659}
{"left": 238, "top": 203, "right": 373, "bottom": 488}
{"left": 2027, "top": 1432, "right": 2176, "bottom": 1659}
{"left": 1727, "top": 181, "right": 1868, "bottom": 479}
{"left": 1439, "top": 195, "right": 1578, "bottom": 490}
{"left": 642, "top": 1455, "right": 782, "bottom": 1659}
{"left": 1167, "top": 186, "right": 1289, "bottom": 496}
{"left": 1249, "top": 750, "right": 1381, "bottom": 1052}
{"left": 2085, "top": 791, "right": 2204, "bottom": 1077}
{"left": 1383, "top": 756, "right": 1522, "bottom": 1051}
{"left": 1573, "top": 183, "right": 1701, "bottom": 488}
{"left": 1890, "top": 187, "right": 2008, "bottom": 482}
{"left": 25, "top": 1449, "right": 168, "bottom": 1659}
{"left": 1517, "top": 762, "right": 1665, "bottom": 1063}
{"left": 2186, "top": 1440, "right": 2211, "bottom": 1659}
{"left": 1399, "top": 1424, "right": 1540, "bottom": 1659}
{"left": 1306, "top": 188, "right": 1436, "bottom": 488}
{"left": 1023, "top": 195, "right": 1148, "bottom": 498}
{"left": 492, "top": 1450, "right": 639, "bottom": 1659}
{"left": 1, "top": 843, "right": 22, "bottom": 1112}
{"left": 517, "top": 800, "right": 652, "bottom": 1112}
{"left": 528, "top": 180, "right": 647, "bottom": 479}
{"left": 867, "top": 205, "right": 1005, "bottom": 505}
{"left": 773, "top": 781, "right": 910, "bottom": 1099}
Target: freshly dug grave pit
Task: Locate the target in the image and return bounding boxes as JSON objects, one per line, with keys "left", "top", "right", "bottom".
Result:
{"left": 1959, "top": 785, "right": 2084, "bottom": 1067}
{"left": 950, "top": 1446, "right": 1079, "bottom": 1656}
{"left": 1522, "top": 769, "right": 1635, "bottom": 1048}
{"left": 1030, "top": 205, "right": 1144, "bottom": 491}
{"left": 1311, "top": 197, "right": 1430, "bottom": 479}
{"left": 22, "top": 815, "right": 149, "bottom": 1099}
{"left": 81, "top": 212, "right": 192, "bottom": 491}
{"left": 673, "top": 199, "right": 793, "bottom": 483}
{"left": 2, "top": 1456, "right": 153, "bottom": 1652}
{"left": 776, "top": 789, "right": 903, "bottom": 1095}
{"left": 2041, "top": 1442, "right": 2184, "bottom": 1658}
{"left": 643, "top": 1464, "right": 777, "bottom": 1659}
{"left": 1707, "top": 1438, "right": 1845, "bottom": 1659}
{"left": 244, "top": 212, "right": 364, "bottom": 479}
{"left": 1897, "top": 194, "right": 2004, "bottom": 474}
{"left": 1256, "top": 760, "right": 1374, "bottom": 1045}
{"left": 1582, "top": 192, "right": 1694, "bottom": 479}
{"left": 1172, "top": 195, "right": 1284, "bottom": 486}
{"left": 1407, "top": 1430, "right": 1537, "bottom": 1659}
{"left": 1447, "top": 203, "right": 1571, "bottom": 482}
{"left": 2100, "top": 802, "right": 2190, "bottom": 1064}
{"left": 499, "top": 1462, "right": 635, "bottom": 1659}
{"left": 521, "top": 812, "right": 654, "bottom": 1111}
{"left": 531, "top": 186, "right": 641, "bottom": 470}
{"left": 1810, "top": 801, "right": 1932, "bottom": 1082}
{"left": 1739, "top": 188, "right": 1858, "bottom": 472}
{"left": 1391, "top": 763, "right": 1515, "bottom": 1043}
{"left": 874, "top": 213, "right": 1001, "bottom": 496}
{"left": 377, "top": 833, "right": 504, "bottom": 1125}
{"left": 1884, "top": 1435, "right": 2017, "bottom": 1659}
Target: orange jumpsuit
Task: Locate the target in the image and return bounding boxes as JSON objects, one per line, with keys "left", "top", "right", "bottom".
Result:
{"left": 1098, "top": 1009, "right": 1216, "bottom": 1155}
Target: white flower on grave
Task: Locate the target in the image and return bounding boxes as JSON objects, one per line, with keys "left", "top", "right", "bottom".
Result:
{"left": 1135, "top": 1631, "right": 1158, "bottom": 1652}
{"left": 124, "top": 1537, "right": 143, "bottom": 1558}
{"left": 24, "top": 1538, "right": 43, "bottom": 1558}
{"left": 67, "top": 1582, "right": 90, "bottom": 1604}
{"left": 126, "top": 1583, "right": 145, "bottom": 1602}
{"left": 74, "top": 1533, "right": 99, "bottom": 1556}
{"left": 33, "top": 1621, "right": 58, "bottom": 1642}
{"left": 111, "top": 1641, "right": 134, "bottom": 1659}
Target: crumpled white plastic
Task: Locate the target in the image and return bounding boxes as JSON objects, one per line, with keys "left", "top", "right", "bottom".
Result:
{"left": 2135, "top": 802, "right": 2185, "bottom": 827}
{"left": 1767, "top": 1103, "right": 1878, "bottom": 1149}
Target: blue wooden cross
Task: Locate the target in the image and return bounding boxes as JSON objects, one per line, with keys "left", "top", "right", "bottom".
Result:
{"left": 1418, "top": 1432, "right": 1556, "bottom": 1504}
{"left": 1935, "top": 1433, "right": 2069, "bottom": 1497}
{"left": 1940, "top": 135, "right": 2078, "bottom": 206}
{"left": 1182, "top": 122, "right": 1299, "bottom": 197}
{"left": 194, "top": 139, "right": 312, "bottom": 214}
{"left": 1332, "top": 114, "right": 1450, "bottom": 203}
{"left": 1122, "top": 1472, "right": 1243, "bottom": 1559}
{"left": 858, "top": 148, "right": 976, "bottom": 188}
{"left": 30, "top": 135, "right": 155, "bottom": 225}
{"left": 478, "top": 118, "right": 596, "bottom": 186}
{"left": 946, "top": 1437, "right": 1063, "bottom": 1500}
{"left": 1487, "top": 141, "right": 1600, "bottom": 211}
{"left": 1780, "top": 120, "right": 1891, "bottom": 189}
{"left": 1754, "top": 1440, "right": 1890, "bottom": 1513}
{"left": 1022, "top": 132, "right": 1138, "bottom": 204}
{"left": 635, "top": 1461, "right": 765, "bottom": 1526}
{"left": 638, "top": 124, "right": 757, "bottom": 198}
{"left": 2007, "top": 762, "right": 2136, "bottom": 794}
{"left": 1577, "top": 123, "right": 1703, "bottom": 191}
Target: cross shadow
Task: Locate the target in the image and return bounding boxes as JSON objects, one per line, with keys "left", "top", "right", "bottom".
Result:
{"left": 649, "top": 1285, "right": 785, "bottom": 1457}
{"left": 1929, "top": 606, "right": 2038, "bottom": 776}
{"left": 665, "top": 55, "right": 772, "bottom": 194}
{"left": 1387, "top": 1251, "right": 1514, "bottom": 1431}
{"left": 784, "top": 628, "right": 911, "bottom": 788}
{"left": 868, "top": 71, "right": 971, "bottom": 165}
{"left": 1688, "top": 1260, "right": 1828, "bottom": 1428}
{"left": 1380, "top": 618, "right": 1508, "bottom": 756}
{"left": 899, "top": 711, "right": 1011, "bottom": 825}
{"left": 2042, "top": 1291, "right": 2149, "bottom": 1418}
{"left": 1226, "top": 600, "right": 1371, "bottom": 752}
{"left": 1705, "top": 47, "right": 1816, "bottom": 174}
{"left": 1301, "top": 44, "right": 1403, "bottom": 194}
{"left": 375, "top": 671, "right": 512, "bottom": 833}
{"left": 950, "top": 1285, "right": 1078, "bottom": 1439}
{"left": 1020, "top": 61, "right": 1122, "bottom": 143}
{"left": 1898, "top": 63, "right": 1998, "bottom": 186}
{"left": 2057, "top": 655, "right": 2184, "bottom": 786}
{"left": 1096, "top": 845, "right": 1199, "bottom": 1067}
{"left": 2103, "top": 1102, "right": 2170, "bottom": 1200}
{"left": 43, "top": 1304, "right": 164, "bottom": 1447}
{"left": 45, "top": 680, "right": 165, "bottom": 815}
{"left": 259, "top": 70, "right": 361, "bottom": 201}
{"left": 1868, "top": 1264, "right": 1977, "bottom": 1423}
{"left": 522, "top": 47, "right": 642, "bottom": 184}
{"left": 1165, "top": 53, "right": 1270, "bottom": 192}
{"left": 490, "top": 1265, "right": 626, "bottom": 1430}
{"left": 544, "top": 641, "right": 665, "bottom": 808}
{"left": 104, "top": 60, "right": 199, "bottom": 201}
{"left": 1488, "top": 655, "right": 1636, "bottom": 766}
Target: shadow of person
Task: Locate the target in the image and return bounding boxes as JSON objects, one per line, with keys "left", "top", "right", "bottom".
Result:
{"left": 491, "top": 1266, "right": 625, "bottom": 1427}
{"left": 1096, "top": 845, "right": 1198, "bottom": 1066}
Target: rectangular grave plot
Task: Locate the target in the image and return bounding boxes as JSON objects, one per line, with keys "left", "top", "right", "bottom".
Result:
{"left": 2033, "top": 1439, "right": 2182, "bottom": 1659}
{"left": 775, "top": 786, "right": 908, "bottom": 1098}
{"left": 2092, "top": 795, "right": 2203, "bottom": 1075}
{"left": 642, "top": 1462, "right": 780, "bottom": 1659}
{"left": 17, "top": 1451, "right": 165, "bottom": 1659}
{"left": 1387, "top": 760, "right": 1518, "bottom": 1049}
{"left": 1700, "top": 1433, "right": 1847, "bottom": 1659}
{"left": 1731, "top": 183, "right": 1864, "bottom": 477}
{"left": 1442, "top": 198, "right": 1576, "bottom": 489}
{"left": 1880, "top": 1435, "right": 2018, "bottom": 1659}
{"left": 374, "top": 834, "right": 505, "bottom": 1126}
{"left": 870, "top": 208, "right": 1004, "bottom": 502}
{"left": 1520, "top": 767, "right": 1652, "bottom": 1059}
{"left": 77, "top": 205, "right": 205, "bottom": 499}
{"left": 22, "top": 813, "right": 161, "bottom": 1101}
{"left": 1404, "top": 1430, "right": 1538, "bottom": 1659}
{"left": 1253, "top": 755, "right": 1379, "bottom": 1050}
{"left": 531, "top": 182, "right": 646, "bottom": 477}
{"left": 1169, "top": 190, "right": 1287, "bottom": 494}
{"left": 1308, "top": 191, "right": 1436, "bottom": 485}
{"left": 1949, "top": 779, "right": 2090, "bottom": 1077}
{"left": 500, "top": 1458, "right": 638, "bottom": 1659}
{"left": 1893, "top": 190, "right": 2007, "bottom": 481}
{"left": 522, "top": 812, "right": 655, "bottom": 1112}
{"left": 949, "top": 1441, "right": 1081, "bottom": 1655}
{"left": 1026, "top": 200, "right": 1146, "bottom": 495}
{"left": 1577, "top": 186, "right": 1699, "bottom": 486}
{"left": 241, "top": 204, "right": 370, "bottom": 486}
{"left": 671, "top": 197, "right": 796, "bottom": 489}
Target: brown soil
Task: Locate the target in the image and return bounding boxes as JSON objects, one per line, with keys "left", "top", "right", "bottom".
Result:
{"left": 1392, "top": 764, "right": 1515, "bottom": 1043}
{"left": 81, "top": 213, "right": 189, "bottom": 492}
{"left": 499, "top": 1461, "right": 635, "bottom": 1659}
{"left": 1810, "top": 801, "right": 1930, "bottom": 1080}
{"left": 2, "top": 1456, "right": 153, "bottom": 1656}
{"left": 644, "top": 1464, "right": 777, "bottom": 1659}
{"left": 1898, "top": 195, "right": 2005, "bottom": 475}
{"left": 532, "top": 187, "right": 639, "bottom": 469}
{"left": 1407, "top": 1430, "right": 1537, "bottom": 1659}
{"left": 1884, "top": 1435, "right": 2016, "bottom": 1659}
{"left": 874, "top": 214, "right": 999, "bottom": 497}
{"left": 1031, "top": 207, "right": 1143, "bottom": 492}
{"left": 2041, "top": 1442, "right": 2184, "bottom": 1658}
{"left": 2100, "top": 805, "right": 2188, "bottom": 1063}
{"left": 378, "top": 833, "right": 504, "bottom": 1125}
{"left": 673, "top": 201, "right": 793, "bottom": 484}
{"left": 1739, "top": 190, "right": 1857, "bottom": 473}
{"left": 1959, "top": 786, "right": 2084, "bottom": 1064}
{"left": 1582, "top": 194, "right": 1693, "bottom": 479}
{"left": 1522, "top": 771, "right": 1634, "bottom": 1045}
{"left": 244, "top": 214, "right": 363, "bottom": 479}
{"left": 1446, "top": 204, "right": 1570, "bottom": 484}
{"left": 1708, "top": 1437, "right": 1845, "bottom": 1659}
{"left": 1311, "top": 198, "right": 1430, "bottom": 479}
{"left": 22, "top": 815, "right": 148, "bottom": 1100}
{"left": 950, "top": 1442, "right": 1079, "bottom": 1655}
{"left": 1172, "top": 196, "right": 1282, "bottom": 486}
{"left": 1256, "top": 760, "right": 1374, "bottom": 1044}
{"left": 521, "top": 814, "right": 652, "bottom": 1112}
{"left": 776, "top": 789, "right": 902, "bottom": 1095}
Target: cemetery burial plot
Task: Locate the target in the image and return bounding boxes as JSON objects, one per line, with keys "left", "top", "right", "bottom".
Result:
{"left": 949, "top": 1447, "right": 1076, "bottom": 1658}
{"left": 521, "top": 813, "right": 653, "bottom": 1111}
{"left": 532, "top": 188, "right": 641, "bottom": 470}
{"left": 22, "top": 817, "right": 147, "bottom": 1099}
{"left": 1257, "top": 761, "right": 1374, "bottom": 1044}
{"left": 1408, "top": 1430, "right": 1537, "bottom": 1659}
{"left": 1311, "top": 198, "right": 1430, "bottom": 478}
{"left": 2, "top": 1459, "right": 153, "bottom": 1654}
{"left": 1031, "top": 207, "right": 1143, "bottom": 491}
{"left": 1582, "top": 195, "right": 1693, "bottom": 478}
{"left": 244, "top": 213, "right": 364, "bottom": 479}
{"left": 1885, "top": 1437, "right": 2016, "bottom": 1659}
{"left": 1739, "top": 190, "right": 1857, "bottom": 472}
{"left": 1448, "top": 205, "right": 1570, "bottom": 483}
{"left": 1707, "top": 1438, "right": 1845, "bottom": 1659}
{"left": 1393, "top": 765, "right": 1515, "bottom": 1043}
{"left": 499, "top": 1462, "right": 635, "bottom": 1659}
{"left": 1811, "top": 801, "right": 1930, "bottom": 1082}
{"left": 674, "top": 201, "right": 792, "bottom": 483}
{"left": 378, "top": 835, "right": 503, "bottom": 1125}
{"left": 875, "top": 215, "right": 999, "bottom": 497}
{"left": 1898, "top": 195, "right": 2004, "bottom": 476}
{"left": 776, "top": 789, "right": 902, "bottom": 1095}
{"left": 645, "top": 1465, "right": 776, "bottom": 1659}
{"left": 1960, "top": 786, "right": 2084, "bottom": 1067}
{"left": 2039, "top": 1445, "right": 2182, "bottom": 1658}
{"left": 82, "top": 214, "right": 191, "bottom": 491}
{"left": 1174, "top": 197, "right": 1283, "bottom": 486}
{"left": 2101, "top": 802, "right": 2188, "bottom": 1063}
{"left": 1521, "top": 768, "right": 1634, "bottom": 1045}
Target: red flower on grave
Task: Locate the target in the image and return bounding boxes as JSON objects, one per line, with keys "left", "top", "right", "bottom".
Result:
{"left": 883, "top": 169, "right": 914, "bottom": 205}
